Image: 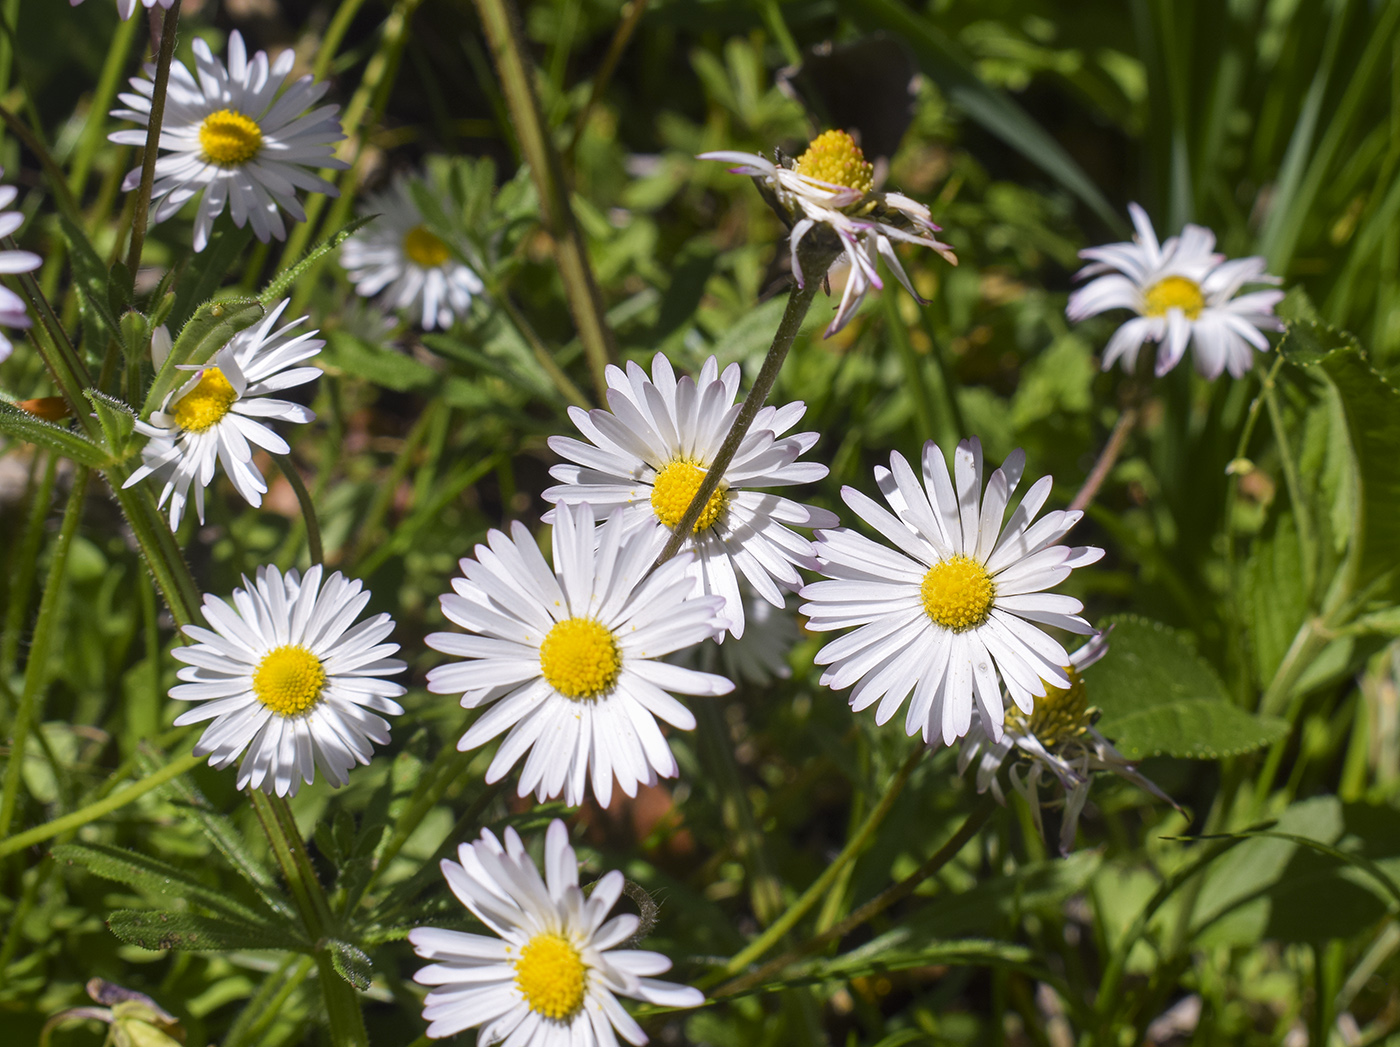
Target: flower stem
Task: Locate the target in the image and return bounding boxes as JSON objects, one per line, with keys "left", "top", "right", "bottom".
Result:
{"left": 711, "top": 793, "right": 996, "bottom": 998}
{"left": 1069, "top": 403, "right": 1140, "bottom": 513}
{"left": 701, "top": 743, "right": 926, "bottom": 987}
{"left": 653, "top": 258, "right": 834, "bottom": 568}
{"left": 125, "top": 0, "right": 182, "bottom": 279}
{"left": 0, "top": 468, "right": 91, "bottom": 843}
{"left": 1, "top": 452, "right": 58, "bottom": 676}
{"left": 474, "top": 0, "right": 617, "bottom": 401}
{"left": 249, "top": 790, "right": 367, "bottom": 1047}
{"left": 272, "top": 451, "right": 324, "bottom": 566}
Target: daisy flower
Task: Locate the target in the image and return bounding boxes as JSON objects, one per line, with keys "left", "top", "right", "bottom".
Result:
{"left": 959, "top": 631, "right": 1179, "bottom": 853}
{"left": 671, "top": 586, "right": 800, "bottom": 686}
{"left": 410, "top": 819, "right": 703, "bottom": 1043}
{"left": 700, "top": 129, "right": 957, "bottom": 336}
{"left": 543, "top": 353, "right": 838, "bottom": 638}
{"left": 69, "top": 0, "right": 174, "bottom": 21}
{"left": 1066, "top": 203, "right": 1284, "bottom": 379}
{"left": 171, "top": 565, "right": 406, "bottom": 797}
{"left": 800, "top": 438, "right": 1104, "bottom": 746}
{"left": 425, "top": 503, "right": 734, "bottom": 808}
{"left": 110, "top": 30, "right": 347, "bottom": 252}
{"left": 340, "top": 174, "right": 485, "bottom": 330}
{"left": 0, "top": 173, "right": 42, "bottom": 362}
{"left": 123, "top": 299, "right": 322, "bottom": 529}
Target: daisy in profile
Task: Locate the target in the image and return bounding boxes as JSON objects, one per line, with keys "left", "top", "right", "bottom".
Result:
{"left": 800, "top": 438, "right": 1103, "bottom": 746}
{"left": 700, "top": 130, "right": 957, "bottom": 336}
{"left": 69, "top": 0, "right": 174, "bottom": 20}
{"left": 959, "top": 632, "right": 1179, "bottom": 853}
{"left": 1067, "top": 203, "right": 1284, "bottom": 379}
{"left": 110, "top": 30, "right": 346, "bottom": 251}
{"left": 543, "top": 353, "right": 837, "bottom": 638}
{"left": 340, "top": 174, "right": 485, "bottom": 330}
{"left": 426, "top": 503, "right": 733, "bottom": 807}
{"left": 0, "top": 173, "right": 41, "bottom": 362}
{"left": 123, "top": 299, "right": 322, "bottom": 529}
{"left": 410, "top": 819, "right": 703, "bottom": 1043}
{"left": 171, "top": 565, "right": 406, "bottom": 797}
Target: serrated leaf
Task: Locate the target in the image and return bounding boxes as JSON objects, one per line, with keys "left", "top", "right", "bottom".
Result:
{"left": 107, "top": 910, "right": 306, "bottom": 952}
{"left": 1241, "top": 511, "right": 1309, "bottom": 687}
{"left": 52, "top": 842, "right": 273, "bottom": 925}
{"left": 1083, "top": 616, "right": 1287, "bottom": 759}
{"left": 323, "top": 331, "right": 437, "bottom": 392}
{"left": 327, "top": 939, "right": 373, "bottom": 990}
{"left": 0, "top": 400, "right": 112, "bottom": 466}
{"left": 259, "top": 216, "right": 374, "bottom": 307}
{"left": 143, "top": 299, "right": 264, "bottom": 417}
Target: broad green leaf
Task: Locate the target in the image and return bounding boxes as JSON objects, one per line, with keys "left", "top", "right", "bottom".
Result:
{"left": 1084, "top": 616, "right": 1287, "bottom": 759}
{"left": 53, "top": 842, "right": 273, "bottom": 925}
{"left": 143, "top": 300, "right": 264, "bottom": 417}
{"left": 323, "top": 331, "right": 437, "bottom": 392}
{"left": 327, "top": 939, "right": 373, "bottom": 990}
{"left": 258, "top": 215, "right": 374, "bottom": 307}
{"left": 167, "top": 222, "right": 255, "bottom": 333}
{"left": 0, "top": 400, "right": 111, "bottom": 466}
{"left": 107, "top": 910, "right": 306, "bottom": 952}
{"left": 58, "top": 213, "right": 124, "bottom": 348}
{"left": 1241, "top": 510, "right": 1309, "bottom": 687}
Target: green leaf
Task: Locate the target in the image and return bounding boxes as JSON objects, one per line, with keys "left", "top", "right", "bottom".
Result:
{"left": 1084, "top": 616, "right": 1288, "bottom": 759}
{"left": 327, "top": 939, "right": 373, "bottom": 990}
{"left": 85, "top": 390, "right": 137, "bottom": 456}
{"left": 167, "top": 221, "right": 256, "bottom": 333}
{"left": 1280, "top": 324, "right": 1400, "bottom": 601}
{"left": 0, "top": 400, "right": 112, "bottom": 466}
{"left": 323, "top": 331, "right": 437, "bottom": 392}
{"left": 258, "top": 216, "right": 374, "bottom": 307}
{"left": 768, "top": 938, "right": 1037, "bottom": 993}
{"left": 1241, "top": 510, "right": 1310, "bottom": 687}
{"left": 143, "top": 299, "right": 265, "bottom": 417}
{"left": 58, "top": 214, "right": 124, "bottom": 347}
{"left": 107, "top": 910, "right": 306, "bottom": 952}
{"left": 52, "top": 842, "right": 274, "bottom": 925}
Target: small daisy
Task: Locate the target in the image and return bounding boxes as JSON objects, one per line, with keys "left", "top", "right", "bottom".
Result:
{"left": 425, "top": 503, "right": 734, "bottom": 808}
{"left": 123, "top": 299, "right": 322, "bottom": 529}
{"left": 959, "top": 632, "right": 1179, "bottom": 853}
{"left": 1066, "top": 203, "right": 1284, "bottom": 379}
{"left": 410, "top": 819, "right": 703, "bottom": 1043}
{"left": 171, "top": 565, "right": 406, "bottom": 797}
{"left": 800, "top": 438, "right": 1104, "bottom": 746}
{"left": 110, "top": 30, "right": 347, "bottom": 251}
{"left": 340, "top": 174, "right": 485, "bottom": 329}
{"left": 671, "top": 586, "right": 800, "bottom": 686}
{"left": 69, "top": 0, "right": 174, "bottom": 20}
{"left": 700, "top": 130, "right": 957, "bottom": 336}
{"left": 543, "top": 353, "right": 838, "bottom": 638}
{"left": 0, "top": 173, "right": 42, "bottom": 362}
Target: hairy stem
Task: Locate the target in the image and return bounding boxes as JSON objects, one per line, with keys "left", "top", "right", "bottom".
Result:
{"left": 125, "top": 0, "right": 182, "bottom": 278}
{"left": 1069, "top": 404, "right": 1140, "bottom": 513}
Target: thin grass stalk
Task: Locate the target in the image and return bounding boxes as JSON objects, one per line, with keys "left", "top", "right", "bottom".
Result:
{"left": 474, "top": 0, "right": 617, "bottom": 401}
{"left": 125, "top": 0, "right": 182, "bottom": 278}
{"left": 69, "top": 14, "right": 141, "bottom": 202}
{"left": 272, "top": 451, "right": 324, "bottom": 565}
{"left": 1, "top": 452, "right": 58, "bottom": 676}
{"left": 0, "top": 468, "right": 91, "bottom": 843}
{"left": 565, "top": 0, "right": 649, "bottom": 161}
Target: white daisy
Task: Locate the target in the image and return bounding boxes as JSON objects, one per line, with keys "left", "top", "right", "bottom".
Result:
{"left": 110, "top": 30, "right": 347, "bottom": 252}
{"left": 425, "top": 503, "right": 734, "bottom": 808}
{"left": 671, "top": 586, "right": 799, "bottom": 686}
{"left": 123, "top": 298, "right": 322, "bottom": 529}
{"left": 800, "top": 438, "right": 1104, "bottom": 746}
{"left": 340, "top": 174, "right": 485, "bottom": 329}
{"left": 958, "top": 631, "right": 1179, "bottom": 853}
{"left": 410, "top": 819, "right": 703, "bottom": 1043}
{"left": 0, "top": 173, "right": 42, "bottom": 363}
{"left": 542, "top": 353, "right": 838, "bottom": 639}
{"left": 69, "top": 0, "right": 174, "bottom": 20}
{"left": 1066, "top": 203, "right": 1285, "bottom": 379}
{"left": 170, "top": 565, "right": 406, "bottom": 797}
{"left": 700, "top": 129, "right": 957, "bottom": 336}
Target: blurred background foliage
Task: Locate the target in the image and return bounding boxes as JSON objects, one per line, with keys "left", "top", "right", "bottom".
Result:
{"left": 1, "top": 0, "right": 1400, "bottom": 1045}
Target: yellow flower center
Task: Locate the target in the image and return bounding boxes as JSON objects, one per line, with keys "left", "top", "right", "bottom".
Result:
{"left": 1142, "top": 275, "right": 1205, "bottom": 319}
{"left": 402, "top": 224, "right": 451, "bottom": 268}
{"left": 650, "top": 459, "right": 728, "bottom": 533}
{"left": 172, "top": 367, "right": 238, "bottom": 432}
{"left": 198, "top": 109, "right": 264, "bottom": 167}
{"left": 794, "top": 129, "right": 874, "bottom": 194}
{"left": 1008, "top": 669, "right": 1093, "bottom": 749}
{"left": 539, "top": 618, "right": 622, "bottom": 700}
{"left": 920, "top": 555, "right": 995, "bottom": 632}
{"left": 515, "top": 933, "right": 587, "bottom": 1021}
{"left": 251, "top": 645, "right": 327, "bottom": 717}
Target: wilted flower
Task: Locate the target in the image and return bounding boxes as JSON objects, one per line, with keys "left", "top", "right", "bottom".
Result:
{"left": 700, "top": 129, "right": 957, "bottom": 336}
{"left": 1067, "top": 203, "right": 1284, "bottom": 379}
